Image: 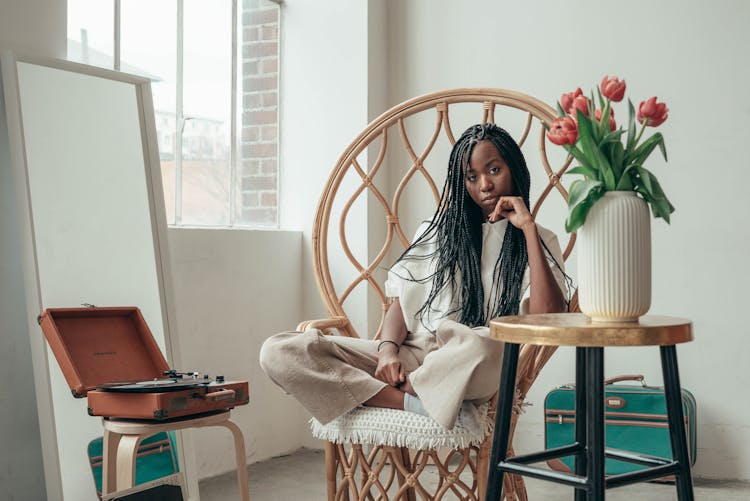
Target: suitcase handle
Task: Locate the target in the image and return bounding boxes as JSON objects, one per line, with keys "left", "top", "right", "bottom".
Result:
{"left": 604, "top": 374, "right": 646, "bottom": 386}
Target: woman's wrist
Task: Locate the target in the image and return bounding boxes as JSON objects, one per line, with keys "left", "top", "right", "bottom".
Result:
{"left": 521, "top": 220, "right": 538, "bottom": 237}
{"left": 377, "top": 340, "right": 400, "bottom": 353}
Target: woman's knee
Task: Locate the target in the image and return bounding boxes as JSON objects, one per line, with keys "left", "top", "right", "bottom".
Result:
{"left": 258, "top": 330, "right": 311, "bottom": 380}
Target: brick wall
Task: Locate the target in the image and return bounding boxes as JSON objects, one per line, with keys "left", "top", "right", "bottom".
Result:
{"left": 240, "top": 0, "right": 279, "bottom": 225}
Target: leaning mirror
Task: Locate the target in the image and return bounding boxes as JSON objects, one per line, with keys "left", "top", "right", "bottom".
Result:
{"left": 1, "top": 51, "right": 192, "bottom": 500}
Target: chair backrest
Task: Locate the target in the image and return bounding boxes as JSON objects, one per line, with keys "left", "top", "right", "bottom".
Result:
{"left": 311, "top": 88, "right": 575, "bottom": 339}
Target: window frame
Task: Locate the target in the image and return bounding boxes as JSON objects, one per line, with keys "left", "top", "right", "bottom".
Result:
{"left": 74, "top": 0, "right": 282, "bottom": 228}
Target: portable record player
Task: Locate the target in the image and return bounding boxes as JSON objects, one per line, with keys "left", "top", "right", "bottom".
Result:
{"left": 37, "top": 307, "right": 249, "bottom": 420}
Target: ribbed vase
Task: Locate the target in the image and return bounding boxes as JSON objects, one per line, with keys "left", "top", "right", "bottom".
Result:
{"left": 577, "top": 191, "right": 651, "bottom": 322}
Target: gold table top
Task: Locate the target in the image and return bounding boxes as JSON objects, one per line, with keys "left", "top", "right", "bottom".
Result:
{"left": 489, "top": 313, "right": 693, "bottom": 347}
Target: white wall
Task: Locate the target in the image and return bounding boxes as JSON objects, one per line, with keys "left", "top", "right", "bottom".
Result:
{"left": 168, "top": 228, "right": 305, "bottom": 477}
{"left": 0, "top": 1, "right": 65, "bottom": 499}
{"left": 385, "top": 0, "right": 750, "bottom": 481}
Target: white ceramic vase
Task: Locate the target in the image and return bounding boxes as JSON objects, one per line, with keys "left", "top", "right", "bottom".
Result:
{"left": 577, "top": 191, "right": 651, "bottom": 322}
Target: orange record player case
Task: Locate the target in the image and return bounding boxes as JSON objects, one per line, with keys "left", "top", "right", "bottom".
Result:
{"left": 38, "top": 307, "right": 249, "bottom": 420}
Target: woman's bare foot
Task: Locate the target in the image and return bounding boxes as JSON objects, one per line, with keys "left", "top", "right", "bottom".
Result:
{"left": 364, "top": 385, "right": 405, "bottom": 410}
{"left": 398, "top": 375, "right": 417, "bottom": 396}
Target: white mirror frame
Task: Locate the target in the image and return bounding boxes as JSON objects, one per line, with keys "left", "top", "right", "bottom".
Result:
{"left": 1, "top": 50, "right": 200, "bottom": 500}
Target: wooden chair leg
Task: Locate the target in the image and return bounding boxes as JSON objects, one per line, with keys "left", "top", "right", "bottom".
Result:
{"left": 476, "top": 439, "right": 491, "bottom": 500}
{"left": 115, "top": 434, "right": 142, "bottom": 491}
{"left": 325, "top": 442, "right": 338, "bottom": 501}
{"left": 102, "top": 429, "right": 121, "bottom": 495}
{"left": 399, "top": 447, "right": 416, "bottom": 501}
{"left": 218, "top": 420, "right": 250, "bottom": 501}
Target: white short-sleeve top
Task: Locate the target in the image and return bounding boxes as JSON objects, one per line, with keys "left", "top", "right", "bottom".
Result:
{"left": 385, "top": 219, "right": 567, "bottom": 335}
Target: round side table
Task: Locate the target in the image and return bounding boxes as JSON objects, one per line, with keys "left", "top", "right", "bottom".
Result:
{"left": 485, "top": 313, "right": 694, "bottom": 501}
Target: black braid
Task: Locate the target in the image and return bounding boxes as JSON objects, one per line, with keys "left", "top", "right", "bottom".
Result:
{"left": 395, "top": 124, "right": 531, "bottom": 329}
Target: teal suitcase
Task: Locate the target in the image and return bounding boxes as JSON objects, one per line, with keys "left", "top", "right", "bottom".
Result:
{"left": 544, "top": 374, "right": 697, "bottom": 478}
{"left": 88, "top": 431, "right": 180, "bottom": 499}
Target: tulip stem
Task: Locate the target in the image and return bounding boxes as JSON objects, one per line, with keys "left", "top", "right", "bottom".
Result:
{"left": 633, "top": 120, "right": 648, "bottom": 146}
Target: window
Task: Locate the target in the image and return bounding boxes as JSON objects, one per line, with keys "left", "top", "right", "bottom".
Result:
{"left": 68, "top": 0, "right": 280, "bottom": 227}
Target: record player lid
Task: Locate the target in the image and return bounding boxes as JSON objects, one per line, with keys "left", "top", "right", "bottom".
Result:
{"left": 38, "top": 307, "right": 170, "bottom": 397}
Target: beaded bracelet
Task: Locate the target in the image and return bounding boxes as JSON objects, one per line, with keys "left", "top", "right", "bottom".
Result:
{"left": 377, "top": 340, "right": 400, "bottom": 353}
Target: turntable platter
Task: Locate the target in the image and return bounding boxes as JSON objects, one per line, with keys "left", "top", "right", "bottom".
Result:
{"left": 98, "top": 378, "right": 209, "bottom": 392}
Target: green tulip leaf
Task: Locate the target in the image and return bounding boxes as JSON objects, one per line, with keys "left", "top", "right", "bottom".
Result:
{"left": 631, "top": 133, "right": 665, "bottom": 166}
{"left": 567, "top": 165, "right": 598, "bottom": 179}
{"left": 566, "top": 178, "right": 605, "bottom": 232}
{"left": 626, "top": 99, "right": 637, "bottom": 151}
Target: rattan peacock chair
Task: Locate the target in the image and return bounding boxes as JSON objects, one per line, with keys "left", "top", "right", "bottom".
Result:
{"left": 297, "top": 88, "right": 579, "bottom": 501}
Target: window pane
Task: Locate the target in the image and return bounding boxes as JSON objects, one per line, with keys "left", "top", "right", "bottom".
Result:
{"left": 181, "top": 0, "right": 232, "bottom": 226}
{"left": 67, "top": 0, "right": 114, "bottom": 68}
{"left": 121, "top": 1, "right": 178, "bottom": 224}
{"left": 238, "top": 0, "right": 279, "bottom": 226}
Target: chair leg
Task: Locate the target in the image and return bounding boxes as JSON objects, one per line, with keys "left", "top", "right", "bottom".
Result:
{"left": 398, "top": 447, "right": 416, "bottom": 501}
{"left": 574, "top": 347, "right": 588, "bottom": 501}
{"left": 218, "top": 420, "right": 250, "bottom": 501}
{"left": 584, "top": 348, "right": 604, "bottom": 500}
{"left": 486, "top": 342, "right": 520, "bottom": 501}
{"left": 115, "top": 434, "right": 143, "bottom": 491}
{"left": 476, "top": 438, "right": 491, "bottom": 500}
{"left": 660, "top": 345, "right": 695, "bottom": 501}
{"left": 325, "top": 442, "right": 338, "bottom": 501}
{"left": 102, "top": 429, "right": 121, "bottom": 495}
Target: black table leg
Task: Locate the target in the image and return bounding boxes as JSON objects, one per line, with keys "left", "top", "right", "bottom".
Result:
{"left": 575, "top": 347, "right": 588, "bottom": 501}
{"left": 585, "top": 347, "right": 605, "bottom": 500}
{"left": 660, "top": 345, "right": 695, "bottom": 501}
{"left": 486, "top": 342, "right": 520, "bottom": 501}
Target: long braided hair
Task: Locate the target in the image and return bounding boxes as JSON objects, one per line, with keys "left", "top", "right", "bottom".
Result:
{"left": 395, "top": 123, "right": 531, "bottom": 329}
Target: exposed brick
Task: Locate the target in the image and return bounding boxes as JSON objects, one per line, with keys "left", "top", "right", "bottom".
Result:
{"left": 242, "top": 92, "right": 262, "bottom": 110}
{"left": 261, "top": 58, "right": 278, "bottom": 74}
{"left": 243, "top": 110, "right": 277, "bottom": 125}
{"left": 242, "top": 191, "right": 260, "bottom": 207}
{"left": 262, "top": 92, "right": 277, "bottom": 107}
{"left": 243, "top": 60, "right": 259, "bottom": 76}
{"left": 243, "top": 42, "right": 277, "bottom": 58}
{"left": 243, "top": 8, "right": 278, "bottom": 26}
{"left": 242, "top": 159, "right": 260, "bottom": 176}
{"left": 261, "top": 158, "right": 277, "bottom": 174}
{"left": 241, "top": 175, "right": 276, "bottom": 191}
{"left": 242, "top": 126, "right": 261, "bottom": 142}
{"left": 242, "top": 143, "right": 276, "bottom": 158}
{"left": 262, "top": 126, "right": 277, "bottom": 141}
{"left": 260, "top": 191, "right": 277, "bottom": 207}
{"left": 244, "top": 75, "right": 277, "bottom": 92}
{"left": 240, "top": 207, "right": 277, "bottom": 225}
{"left": 243, "top": 26, "right": 259, "bottom": 42}
{"left": 261, "top": 25, "right": 278, "bottom": 41}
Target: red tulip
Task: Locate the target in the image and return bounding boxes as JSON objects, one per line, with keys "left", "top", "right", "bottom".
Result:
{"left": 595, "top": 108, "right": 617, "bottom": 131}
{"left": 547, "top": 116, "right": 578, "bottom": 146}
{"left": 560, "top": 87, "right": 583, "bottom": 114}
{"left": 637, "top": 97, "right": 669, "bottom": 127}
{"left": 600, "top": 75, "right": 626, "bottom": 102}
{"left": 570, "top": 95, "right": 591, "bottom": 118}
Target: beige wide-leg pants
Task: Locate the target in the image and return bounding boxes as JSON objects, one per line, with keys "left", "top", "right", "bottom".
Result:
{"left": 259, "top": 320, "right": 504, "bottom": 429}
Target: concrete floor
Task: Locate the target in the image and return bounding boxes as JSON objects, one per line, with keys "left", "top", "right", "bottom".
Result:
{"left": 199, "top": 447, "right": 750, "bottom": 500}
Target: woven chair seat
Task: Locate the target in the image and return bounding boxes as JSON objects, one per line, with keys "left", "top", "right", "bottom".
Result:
{"left": 310, "top": 403, "right": 492, "bottom": 451}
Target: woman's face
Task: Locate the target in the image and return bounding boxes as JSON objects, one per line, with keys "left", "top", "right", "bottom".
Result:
{"left": 464, "top": 140, "right": 515, "bottom": 219}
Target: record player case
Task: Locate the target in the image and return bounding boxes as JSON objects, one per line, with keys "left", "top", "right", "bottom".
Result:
{"left": 38, "top": 307, "right": 249, "bottom": 420}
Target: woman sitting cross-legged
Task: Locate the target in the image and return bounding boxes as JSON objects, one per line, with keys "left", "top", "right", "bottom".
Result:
{"left": 259, "top": 123, "right": 568, "bottom": 430}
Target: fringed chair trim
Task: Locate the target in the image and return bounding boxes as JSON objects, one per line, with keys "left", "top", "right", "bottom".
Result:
{"left": 310, "top": 403, "right": 492, "bottom": 451}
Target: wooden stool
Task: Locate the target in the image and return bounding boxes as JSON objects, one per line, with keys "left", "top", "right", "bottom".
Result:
{"left": 102, "top": 410, "right": 249, "bottom": 500}
{"left": 486, "top": 313, "right": 694, "bottom": 501}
